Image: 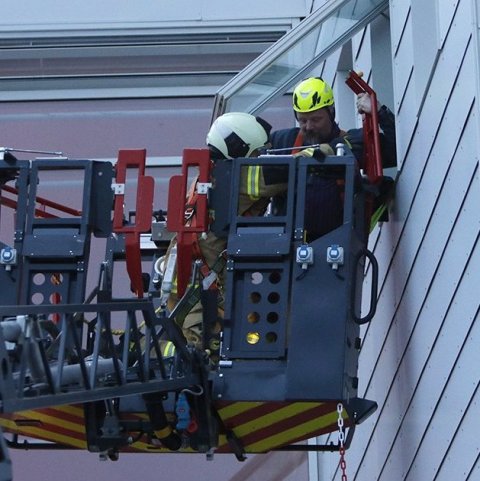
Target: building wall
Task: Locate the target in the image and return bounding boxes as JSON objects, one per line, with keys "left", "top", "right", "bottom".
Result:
{"left": 317, "top": 0, "right": 480, "bottom": 479}
{"left": 1, "top": 0, "right": 308, "bottom": 35}
{"left": 0, "top": 1, "right": 298, "bottom": 163}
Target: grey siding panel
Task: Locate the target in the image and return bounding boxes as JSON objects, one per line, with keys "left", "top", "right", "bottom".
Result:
{"left": 406, "top": 302, "right": 480, "bottom": 481}
{"left": 359, "top": 33, "right": 475, "bottom": 393}
{"left": 370, "top": 0, "right": 473, "bottom": 366}
{"left": 312, "top": 5, "right": 479, "bottom": 480}
{"left": 394, "top": 68, "right": 416, "bottom": 163}
{"left": 311, "top": 3, "right": 479, "bottom": 480}
{"left": 377, "top": 159, "right": 480, "bottom": 480}
{"left": 353, "top": 101, "right": 477, "bottom": 480}
{"left": 434, "top": 375, "right": 480, "bottom": 481}
{"left": 353, "top": 26, "right": 371, "bottom": 76}
{"left": 467, "top": 454, "right": 480, "bottom": 480}
{"left": 390, "top": 1, "right": 411, "bottom": 54}
{"left": 438, "top": 0, "right": 460, "bottom": 48}
{"left": 321, "top": 49, "right": 342, "bottom": 87}
{"left": 370, "top": 14, "right": 394, "bottom": 109}
{"left": 390, "top": 2, "right": 411, "bottom": 88}
{"left": 392, "top": 14, "right": 413, "bottom": 114}
{"left": 410, "top": 1, "right": 441, "bottom": 106}
{"left": 342, "top": 1, "right": 479, "bottom": 479}
{"left": 352, "top": 24, "right": 368, "bottom": 61}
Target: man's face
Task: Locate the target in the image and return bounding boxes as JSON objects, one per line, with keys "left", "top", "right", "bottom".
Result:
{"left": 296, "top": 108, "right": 333, "bottom": 144}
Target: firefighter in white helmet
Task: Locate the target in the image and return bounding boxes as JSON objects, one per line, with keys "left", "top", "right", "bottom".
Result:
{"left": 206, "top": 112, "right": 288, "bottom": 217}
{"left": 164, "top": 112, "right": 287, "bottom": 351}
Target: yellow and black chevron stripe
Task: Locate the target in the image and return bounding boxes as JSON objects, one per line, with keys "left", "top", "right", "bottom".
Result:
{"left": 0, "top": 400, "right": 347, "bottom": 454}
{"left": 214, "top": 400, "right": 348, "bottom": 453}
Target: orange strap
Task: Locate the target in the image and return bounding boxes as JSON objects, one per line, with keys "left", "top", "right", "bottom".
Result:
{"left": 292, "top": 132, "right": 304, "bottom": 155}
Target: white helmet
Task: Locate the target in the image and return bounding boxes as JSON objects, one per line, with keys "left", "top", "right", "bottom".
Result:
{"left": 206, "top": 112, "right": 272, "bottom": 159}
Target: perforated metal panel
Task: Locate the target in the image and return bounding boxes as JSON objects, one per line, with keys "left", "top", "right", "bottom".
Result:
{"left": 214, "top": 152, "right": 371, "bottom": 406}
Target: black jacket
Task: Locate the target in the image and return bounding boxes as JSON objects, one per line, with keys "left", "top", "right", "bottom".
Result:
{"left": 269, "top": 105, "right": 397, "bottom": 169}
{"left": 266, "top": 106, "right": 397, "bottom": 240}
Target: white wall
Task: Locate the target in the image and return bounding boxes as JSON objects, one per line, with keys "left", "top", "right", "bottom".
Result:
{"left": 0, "top": 1, "right": 297, "bottom": 159}
{"left": 316, "top": 0, "right": 480, "bottom": 479}
{"left": 1, "top": 1, "right": 307, "bottom": 36}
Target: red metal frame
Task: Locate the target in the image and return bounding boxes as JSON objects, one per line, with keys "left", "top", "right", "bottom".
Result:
{"left": 112, "top": 149, "right": 155, "bottom": 298}
{"left": 166, "top": 148, "right": 212, "bottom": 297}
{"left": 0, "top": 184, "right": 81, "bottom": 218}
{"left": 345, "top": 70, "right": 383, "bottom": 185}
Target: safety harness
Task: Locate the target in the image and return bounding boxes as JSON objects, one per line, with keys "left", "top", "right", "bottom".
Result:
{"left": 166, "top": 149, "right": 213, "bottom": 299}
{"left": 165, "top": 149, "right": 227, "bottom": 339}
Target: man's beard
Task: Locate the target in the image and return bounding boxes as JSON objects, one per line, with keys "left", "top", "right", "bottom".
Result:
{"left": 303, "top": 130, "right": 324, "bottom": 145}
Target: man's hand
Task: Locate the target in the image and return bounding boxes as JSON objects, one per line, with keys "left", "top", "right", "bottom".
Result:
{"left": 357, "top": 92, "right": 373, "bottom": 114}
{"left": 293, "top": 144, "right": 334, "bottom": 159}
